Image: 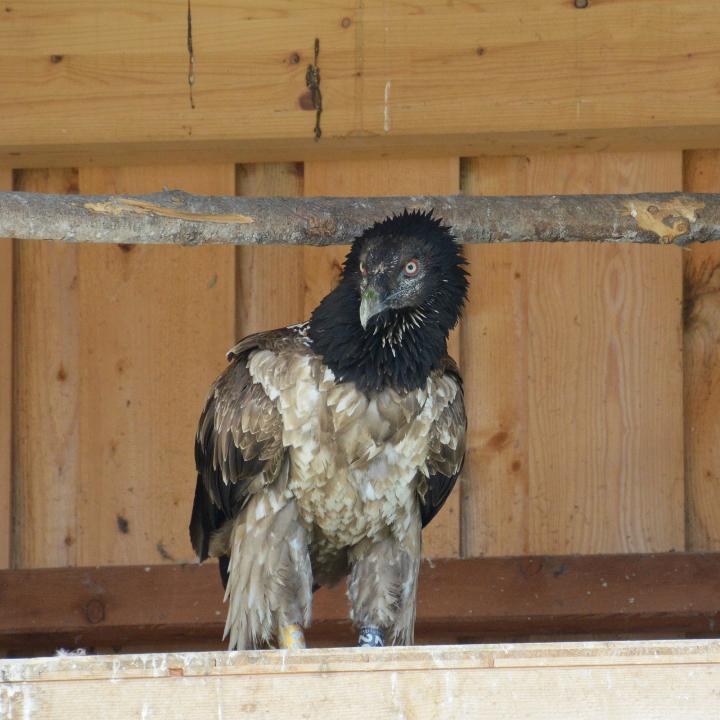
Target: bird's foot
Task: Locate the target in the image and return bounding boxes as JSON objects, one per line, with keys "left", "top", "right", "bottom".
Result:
{"left": 278, "top": 624, "right": 306, "bottom": 650}
{"left": 358, "top": 625, "right": 384, "bottom": 647}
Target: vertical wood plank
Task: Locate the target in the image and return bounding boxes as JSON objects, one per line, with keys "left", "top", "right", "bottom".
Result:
{"left": 0, "top": 169, "right": 12, "bottom": 568}
{"left": 76, "top": 165, "right": 235, "bottom": 566}
{"left": 236, "top": 163, "right": 304, "bottom": 336}
{"left": 462, "top": 152, "right": 684, "bottom": 556}
{"left": 304, "top": 158, "right": 461, "bottom": 558}
{"left": 457, "top": 234, "right": 531, "bottom": 557}
{"left": 13, "top": 169, "right": 80, "bottom": 569}
{"left": 683, "top": 149, "right": 720, "bottom": 550}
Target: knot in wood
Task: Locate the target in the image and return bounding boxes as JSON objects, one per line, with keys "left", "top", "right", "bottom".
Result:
{"left": 84, "top": 598, "right": 106, "bottom": 625}
{"left": 306, "top": 216, "right": 338, "bottom": 241}
{"left": 517, "top": 557, "right": 544, "bottom": 578}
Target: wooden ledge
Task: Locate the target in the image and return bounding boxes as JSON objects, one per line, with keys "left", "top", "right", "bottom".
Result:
{"left": 2, "top": 640, "right": 720, "bottom": 719}
{"left": 2, "top": 553, "right": 719, "bottom": 653}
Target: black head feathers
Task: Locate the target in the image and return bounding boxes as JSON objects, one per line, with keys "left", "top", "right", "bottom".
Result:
{"left": 309, "top": 210, "right": 469, "bottom": 393}
{"left": 343, "top": 209, "right": 465, "bottom": 274}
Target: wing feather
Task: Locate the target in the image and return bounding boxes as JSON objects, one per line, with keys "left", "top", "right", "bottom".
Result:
{"left": 419, "top": 358, "right": 466, "bottom": 528}
{"left": 189, "top": 334, "right": 286, "bottom": 563}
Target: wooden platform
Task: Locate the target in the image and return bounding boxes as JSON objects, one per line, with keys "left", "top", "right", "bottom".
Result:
{"left": 1, "top": 640, "right": 718, "bottom": 719}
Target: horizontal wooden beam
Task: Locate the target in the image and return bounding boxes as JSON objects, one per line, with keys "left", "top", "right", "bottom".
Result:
{"left": 4, "top": 128, "right": 720, "bottom": 171}
{"left": 1, "top": 191, "right": 718, "bottom": 247}
{"left": 2, "top": 554, "right": 719, "bottom": 652}
{"left": 1, "top": 1, "right": 719, "bottom": 167}
{"left": 3, "top": 641, "right": 720, "bottom": 719}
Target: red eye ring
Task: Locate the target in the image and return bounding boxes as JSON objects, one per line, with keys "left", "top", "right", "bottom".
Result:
{"left": 403, "top": 259, "right": 419, "bottom": 277}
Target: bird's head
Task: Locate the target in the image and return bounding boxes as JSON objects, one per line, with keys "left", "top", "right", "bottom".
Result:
{"left": 344, "top": 210, "right": 469, "bottom": 336}
{"left": 309, "top": 210, "right": 468, "bottom": 392}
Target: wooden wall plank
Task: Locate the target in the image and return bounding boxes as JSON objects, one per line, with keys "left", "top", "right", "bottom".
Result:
{"left": 304, "top": 158, "right": 461, "bottom": 558}
{"left": 683, "top": 150, "right": 720, "bottom": 550}
{"left": 0, "top": 169, "right": 12, "bottom": 568}
{"left": 75, "top": 165, "right": 235, "bottom": 566}
{"left": 462, "top": 152, "right": 684, "bottom": 556}
{"left": 13, "top": 169, "right": 80, "bottom": 569}
{"left": 236, "top": 163, "right": 304, "bottom": 336}
{"left": 3, "top": 2, "right": 720, "bottom": 167}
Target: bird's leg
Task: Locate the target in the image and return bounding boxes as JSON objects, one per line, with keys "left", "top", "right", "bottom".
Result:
{"left": 278, "top": 623, "right": 307, "bottom": 650}
{"left": 348, "top": 526, "right": 421, "bottom": 647}
{"left": 222, "top": 495, "right": 312, "bottom": 650}
{"left": 358, "top": 625, "right": 384, "bottom": 647}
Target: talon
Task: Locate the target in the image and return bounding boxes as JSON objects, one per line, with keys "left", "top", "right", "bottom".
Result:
{"left": 358, "top": 625, "right": 384, "bottom": 647}
{"left": 279, "top": 624, "right": 306, "bottom": 650}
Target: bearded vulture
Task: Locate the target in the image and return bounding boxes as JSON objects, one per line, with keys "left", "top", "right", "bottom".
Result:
{"left": 190, "top": 210, "right": 468, "bottom": 650}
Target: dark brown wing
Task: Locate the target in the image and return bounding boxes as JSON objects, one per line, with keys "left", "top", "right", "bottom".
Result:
{"left": 189, "top": 330, "right": 290, "bottom": 565}
{"left": 419, "top": 357, "right": 466, "bottom": 528}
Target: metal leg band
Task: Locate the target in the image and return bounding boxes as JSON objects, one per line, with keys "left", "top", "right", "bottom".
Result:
{"left": 279, "top": 624, "right": 306, "bottom": 650}
{"left": 358, "top": 625, "right": 384, "bottom": 647}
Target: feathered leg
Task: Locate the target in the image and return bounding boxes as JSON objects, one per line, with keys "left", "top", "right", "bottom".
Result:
{"left": 213, "top": 489, "right": 313, "bottom": 650}
{"left": 347, "top": 519, "right": 422, "bottom": 647}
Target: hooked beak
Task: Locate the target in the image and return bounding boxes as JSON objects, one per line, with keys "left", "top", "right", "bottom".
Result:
{"left": 359, "top": 287, "right": 386, "bottom": 329}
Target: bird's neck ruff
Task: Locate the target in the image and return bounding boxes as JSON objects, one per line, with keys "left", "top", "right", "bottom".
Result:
{"left": 308, "top": 283, "right": 449, "bottom": 393}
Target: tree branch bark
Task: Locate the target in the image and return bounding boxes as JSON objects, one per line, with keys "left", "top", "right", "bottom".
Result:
{"left": 1, "top": 190, "right": 719, "bottom": 246}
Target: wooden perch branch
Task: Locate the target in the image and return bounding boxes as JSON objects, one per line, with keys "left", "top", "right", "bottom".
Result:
{"left": 1, "top": 191, "right": 720, "bottom": 246}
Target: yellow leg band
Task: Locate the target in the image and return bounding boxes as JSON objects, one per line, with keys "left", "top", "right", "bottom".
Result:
{"left": 279, "top": 624, "right": 306, "bottom": 650}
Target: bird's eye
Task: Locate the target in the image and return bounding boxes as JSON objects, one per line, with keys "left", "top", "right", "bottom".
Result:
{"left": 403, "top": 259, "right": 419, "bottom": 277}
{"left": 359, "top": 260, "right": 367, "bottom": 275}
